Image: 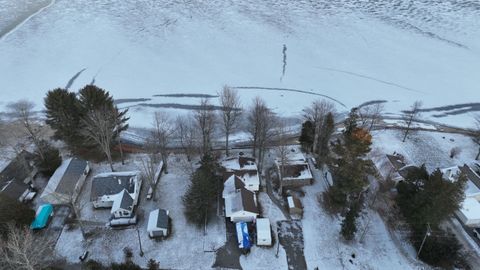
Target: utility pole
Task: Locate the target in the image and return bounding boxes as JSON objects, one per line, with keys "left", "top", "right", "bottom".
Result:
{"left": 417, "top": 224, "right": 431, "bottom": 259}
{"left": 136, "top": 227, "right": 144, "bottom": 257}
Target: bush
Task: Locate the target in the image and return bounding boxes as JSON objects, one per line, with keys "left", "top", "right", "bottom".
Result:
{"left": 85, "top": 260, "right": 105, "bottom": 270}
{"left": 147, "top": 259, "right": 160, "bottom": 270}
{"left": 0, "top": 194, "right": 35, "bottom": 237}
{"left": 110, "top": 262, "right": 142, "bottom": 270}
{"left": 340, "top": 202, "right": 360, "bottom": 241}
{"left": 123, "top": 247, "right": 133, "bottom": 262}
{"left": 34, "top": 140, "right": 62, "bottom": 176}
{"left": 413, "top": 229, "right": 464, "bottom": 269}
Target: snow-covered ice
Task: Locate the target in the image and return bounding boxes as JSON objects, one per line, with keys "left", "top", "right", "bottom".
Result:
{"left": 1, "top": 0, "right": 480, "bottom": 128}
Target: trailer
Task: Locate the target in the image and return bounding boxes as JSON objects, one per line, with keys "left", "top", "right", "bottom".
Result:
{"left": 236, "top": 222, "right": 251, "bottom": 251}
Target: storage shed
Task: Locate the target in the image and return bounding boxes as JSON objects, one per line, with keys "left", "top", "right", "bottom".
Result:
{"left": 287, "top": 195, "right": 303, "bottom": 216}
{"left": 147, "top": 209, "right": 169, "bottom": 238}
{"left": 256, "top": 218, "right": 272, "bottom": 246}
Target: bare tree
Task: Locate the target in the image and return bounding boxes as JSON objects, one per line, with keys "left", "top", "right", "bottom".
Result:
{"left": 194, "top": 99, "right": 216, "bottom": 156}
{"left": 219, "top": 85, "right": 242, "bottom": 156}
{"left": 176, "top": 115, "right": 199, "bottom": 161}
{"left": 247, "top": 96, "right": 276, "bottom": 171}
{"left": 7, "top": 100, "right": 45, "bottom": 159}
{"left": 358, "top": 103, "right": 384, "bottom": 131}
{"left": 0, "top": 224, "right": 52, "bottom": 270}
{"left": 303, "top": 99, "right": 335, "bottom": 157}
{"left": 81, "top": 107, "right": 116, "bottom": 171}
{"left": 151, "top": 112, "right": 174, "bottom": 173}
{"left": 474, "top": 115, "right": 480, "bottom": 160}
{"left": 402, "top": 101, "right": 422, "bottom": 142}
{"left": 275, "top": 121, "right": 291, "bottom": 192}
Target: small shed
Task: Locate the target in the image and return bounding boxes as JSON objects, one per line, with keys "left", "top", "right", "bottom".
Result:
{"left": 30, "top": 204, "right": 53, "bottom": 230}
{"left": 147, "top": 209, "right": 169, "bottom": 238}
{"left": 256, "top": 218, "right": 272, "bottom": 246}
{"left": 287, "top": 195, "right": 303, "bottom": 216}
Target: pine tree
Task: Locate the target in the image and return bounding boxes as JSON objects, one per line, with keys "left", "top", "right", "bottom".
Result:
{"left": 340, "top": 202, "right": 360, "bottom": 241}
{"left": 34, "top": 140, "right": 62, "bottom": 176}
{"left": 44, "top": 88, "right": 83, "bottom": 149}
{"left": 182, "top": 154, "right": 220, "bottom": 226}
{"left": 317, "top": 112, "right": 335, "bottom": 163}
{"left": 299, "top": 120, "right": 314, "bottom": 152}
{"left": 0, "top": 194, "right": 35, "bottom": 237}
{"left": 146, "top": 259, "right": 160, "bottom": 270}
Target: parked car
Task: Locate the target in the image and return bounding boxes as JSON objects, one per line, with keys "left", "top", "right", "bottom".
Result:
{"left": 473, "top": 228, "right": 480, "bottom": 240}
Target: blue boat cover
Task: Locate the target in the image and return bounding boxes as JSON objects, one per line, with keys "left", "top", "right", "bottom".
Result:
{"left": 236, "top": 222, "right": 251, "bottom": 249}
{"left": 30, "top": 204, "right": 53, "bottom": 229}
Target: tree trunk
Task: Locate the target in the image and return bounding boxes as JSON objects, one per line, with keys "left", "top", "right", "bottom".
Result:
{"left": 106, "top": 148, "right": 114, "bottom": 172}
{"left": 119, "top": 138, "right": 125, "bottom": 165}
{"left": 225, "top": 130, "right": 230, "bottom": 157}
{"left": 476, "top": 147, "right": 480, "bottom": 160}
{"left": 162, "top": 154, "right": 168, "bottom": 174}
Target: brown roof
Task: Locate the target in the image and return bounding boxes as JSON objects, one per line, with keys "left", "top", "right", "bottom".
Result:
{"left": 386, "top": 154, "right": 406, "bottom": 171}
{"left": 223, "top": 173, "right": 245, "bottom": 189}
{"left": 279, "top": 164, "right": 309, "bottom": 179}
{"left": 238, "top": 156, "right": 255, "bottom": 168}
{"left": 290, "top": 195, "right": 303, "bottom": 209}
{"left": 232, "top": 169, "right": 258, "bottom": 179}
{"left": 240, "top": 188, "right": 258, "bottom": 214}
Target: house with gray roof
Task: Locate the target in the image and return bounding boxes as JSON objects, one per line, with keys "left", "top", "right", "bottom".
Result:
{"left": 147, "top": 208, "right": 170, "bottom": 238}
{"left": 91, "top": 171, "right": 141, "bottom": 211}
{"left": 40, "top": 157, "right": 89, "bottom": 205}
{"left": 0, "top": 151, "right": 37, "bottom": 202}
{"left": 111, "top": 189, "right": 135, "bottom": 219}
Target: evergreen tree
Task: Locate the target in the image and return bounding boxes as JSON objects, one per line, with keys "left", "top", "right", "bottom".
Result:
{"left": 34, "top": 140, "right": 62, "bottom": 176}
{"left": 317, "top": 112, "right": 335, "bottom": 162}
{"left": 182, "top": 154, "right": 220, "bottom": 226}
{"left": 396, "top": 166, "right": 466, "bottom": 231}
{"left": 44, "top": 88, "right": 83, "bottom": 149}
{"left": 299, "top": 120, "right": 314, "bottom": 152}
{"left": 340, "top": 201, "right": 360, "bottom": 241}
{"left": 0, "top": 194, "right": 35, "bottom": 237}
{"left": 147, "top": 259, "right": 160, "bottom": 270}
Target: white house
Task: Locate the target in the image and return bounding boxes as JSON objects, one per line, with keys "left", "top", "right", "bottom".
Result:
{"left": 225, "top": 187, "right": 259, "bottom": 223}
{"left": 40, "top": 158, "right": 89, "bottom": 205}
{"left": 256, "top": 218, "right": 272, "bottom": 246}
{"left": 111, "top": 189, "right": 135, "bottom": 219}
{"left": 442, "top": 164, "right": 480, "bottom": 227}
{"left": 90, "top": 171, "right": 142, "bottom": 216}
{"left": 147, "top": 209, "right": 170, "bottom": 238}
{"left": 222, "top": 156, "right": 260, "bottom": 192}
{"left": 222, "top": 174, "right": 245, "bottom": 199}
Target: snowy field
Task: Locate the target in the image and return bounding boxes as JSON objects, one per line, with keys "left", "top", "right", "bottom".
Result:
{"left": 371, "top": 129, "right": 479, "bottom": 172}
{"left": 1, "top": 0, "right": 480, "bottom": 128}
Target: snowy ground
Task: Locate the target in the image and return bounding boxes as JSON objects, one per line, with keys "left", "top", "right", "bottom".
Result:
{"left": 55, "top": 154, "right": 226, "bottom": 269}
{"left": 301, "top": 165, "right": 424, "bottom": 270}
{"left": 1, "top": 0, "right": 480, "bottom": 128}
{"left": 370, "top": 129, "right": 479, "bottom": 172}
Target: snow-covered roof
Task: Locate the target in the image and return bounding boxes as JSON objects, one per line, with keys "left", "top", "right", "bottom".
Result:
{"left": 221, "top": 156, "right": 257, "bottom": 171}
{"left": 222, "top": 174, "right": 244, "bottom": 199}
{"left": 459, "top": 197, "right": 480, "bottom": 222}
{"left": 41, "top": 158, "right": 88, "bottom": 199}
{"left": 278, "top": 163, "right": 313, "bottom": 181}
{"left": 147, "top": 209, "right": 169, "bottom": 231}
{"left": 256, "top": 218, "right": 271, "bottom": 235}
{"left": 287, "top": 195, "right": 302, "bottom": 209}
{"left": 91, "top": 171, "right": 139, "bottom": 201}
{"left": 225, "top": 188, "right": 258, "bottom": 216}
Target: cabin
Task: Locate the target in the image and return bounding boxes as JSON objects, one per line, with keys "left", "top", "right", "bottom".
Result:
{"left": 30, "top": 204, "right": 53, "bottom": 230}
{"left": 225, "top": 187, "right": 259, "bottom": 223}
{"left": 0, "top": 151, "right": 37, "bottom": 202}
{"left": 276, "top": 147, "right": 313, "bottom": 189}
{"left": 256, "top": 218, "right": 272, "bottom": 246}
{"left": 40, "top": 158, "right": 89, "bottom": 205}
{"left": 287, "top": 195, "right": 303, "bottom": 216}
{"left": 147, "top": 209, "right": 170, "bottom": 238}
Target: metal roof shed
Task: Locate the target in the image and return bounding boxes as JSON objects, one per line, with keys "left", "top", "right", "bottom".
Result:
{"left": 256, "top": 218, "right": 272, "bottom": 246}
{"left": 30, "top": 204, "right": 53, "bottom": 230}
{"left": 147, "top": 209, "right": 169, "bottom": 238}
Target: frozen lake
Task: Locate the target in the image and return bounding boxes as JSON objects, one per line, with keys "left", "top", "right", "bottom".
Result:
{"left": 1, "top": 0, "right": 479, "bottom": 128}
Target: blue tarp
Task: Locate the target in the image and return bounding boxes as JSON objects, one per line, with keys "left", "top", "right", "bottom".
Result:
{"left": 30, "top": 204, "right": 53, "bottom": 230}
{"left": 235, "top": 222, "right": 251, "bottom": 249}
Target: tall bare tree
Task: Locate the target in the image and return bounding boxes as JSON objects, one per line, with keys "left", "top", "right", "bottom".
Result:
{"left": 358, "top": 103, "right": 384, "bottom": 131}
{"left": 176, "top": 115, "right": 199, "bottom": 161}
{"left": 81, "top": 107, "right": 116, "bottom": 171}
{"left": 219, "top": 85, "right": 242, "bottom": 156}
{"left": 7, "top": 100, "right": 45, "bottom": 159}
{"left": 152, "top": 111, "right": 174, "bottom": 173}
{"left": 0, "top": 224, "right": 52, "bottom": 270}
{"left": 402, "top": 101, "right": 422, "bottom": 142}
{"left": 194, "top": 99, "right": 216, "bottom": 156}
{"left": 474, "top": 114, "right": 480, "bottom": 160}
{"left": 247, "top": 96, "right": 276, "bottom": 171}
{"left": 303, "top": 99, "right": 335, "bottom": 157}
{"left": 275, "top": 121, "right": 291, "bottom": 192}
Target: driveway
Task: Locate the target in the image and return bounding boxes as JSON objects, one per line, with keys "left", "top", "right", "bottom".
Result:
{"left": 212, "top": 218, "right": 242, "bottom": 269}
{"left": 277, "top": 220, "right": 307, "bottom": 270}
